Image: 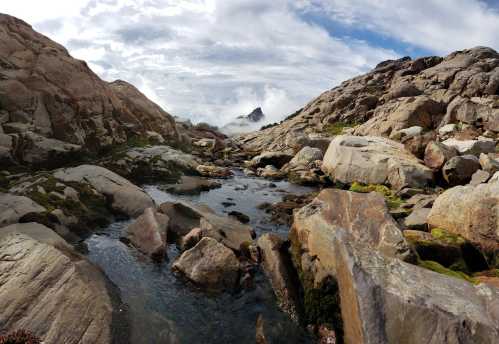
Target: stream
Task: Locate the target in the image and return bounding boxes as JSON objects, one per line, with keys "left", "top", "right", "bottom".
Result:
{"left": 84, "top": 169, "right": 316, "bottom": 343}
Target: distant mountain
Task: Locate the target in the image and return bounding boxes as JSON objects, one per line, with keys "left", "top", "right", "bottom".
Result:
{"left": 221, "top": 107, "right": 266, "bottom": 135}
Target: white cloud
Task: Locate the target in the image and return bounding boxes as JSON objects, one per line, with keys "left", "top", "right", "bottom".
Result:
{"left": 303, "top": 0, "right": 499, "bottom": 55}
{"left": 2, "top": 0, "right": 401, "bottom": 126}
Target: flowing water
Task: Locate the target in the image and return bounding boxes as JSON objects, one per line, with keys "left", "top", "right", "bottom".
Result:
{"left": 84, "top": 170, "right": 316, "bottom": 343}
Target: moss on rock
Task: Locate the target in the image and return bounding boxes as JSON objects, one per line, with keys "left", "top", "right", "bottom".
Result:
{"left": 418, "top": 260, "right": 477, "bottom": 284}
{"left": 349, "top": 182, "right": 404, "bottom": 209}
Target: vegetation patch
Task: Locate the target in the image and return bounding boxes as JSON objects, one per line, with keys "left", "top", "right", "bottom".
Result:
{"left": 323, "top": 121, "right": 358, "bottom": 136}
{"left": 349, "top": 182, "right": 404, "bottom": 209}
{"left": 0, "top": 329, "right": 41, "bottom": 344}
{"left": 430, "top": 228, "right": 466, "bottom": 245}
{"left": 418, "top": 260, "right": 477, "bottom": 284}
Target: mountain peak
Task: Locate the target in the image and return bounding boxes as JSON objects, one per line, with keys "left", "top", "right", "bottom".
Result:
{"left": 237, "top": 107, "right": 265, "bottom": 122}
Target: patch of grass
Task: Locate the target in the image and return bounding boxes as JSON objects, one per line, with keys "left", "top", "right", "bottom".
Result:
{"left": 323, "top": 121, "right": 358, "bottom": 136}
{"left": 418, "top": 260, "right": 477, "bottom": 284}
{"left": 349, "top": 182, "right": 404, "bottom": 209}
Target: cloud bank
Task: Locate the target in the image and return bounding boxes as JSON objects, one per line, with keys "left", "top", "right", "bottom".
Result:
{"left": 3, "top": 0, "right": 499, "bottom": 126}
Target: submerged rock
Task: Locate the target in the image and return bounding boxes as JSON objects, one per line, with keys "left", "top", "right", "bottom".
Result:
{"left": 0, "top": 223, "right": 122, "bottom": 344}
{"left": 172, "top": 237, "right": 240, "bottom": 292}
{"left": 162, "top": 176, "right": 221, "bottom": 195}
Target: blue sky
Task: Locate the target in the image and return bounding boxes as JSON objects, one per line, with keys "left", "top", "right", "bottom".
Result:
{"left": 2, "top": 0, "right": 499, "bottom": 126}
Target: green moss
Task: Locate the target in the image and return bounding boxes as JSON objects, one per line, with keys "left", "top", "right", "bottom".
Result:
{"left": 418, "top": 260, "right": 477, "bottom": 284}
{"left": 323, "top": 121, "right": 358, "bottom": 136}
{"left": 349, "top": 182, "right": 404, "bottom": 209}
{"left": 430, "top": 228, "right": 466, "bottom": 245}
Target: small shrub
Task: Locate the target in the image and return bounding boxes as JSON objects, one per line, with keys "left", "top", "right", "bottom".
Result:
{"left": 323, "top": 121, "right": 358, "bottom": 136}
{"left": 0, "top": 330, "right": 41, "bottom": 344}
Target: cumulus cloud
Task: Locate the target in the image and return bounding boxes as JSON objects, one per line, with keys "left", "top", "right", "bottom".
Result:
{"left": 3, "top": 0, "right": 498, "bottom": 127}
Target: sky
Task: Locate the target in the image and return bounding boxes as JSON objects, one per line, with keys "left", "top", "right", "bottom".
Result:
{"left": 2, "top": 0, "right": 499, "bottom": 126}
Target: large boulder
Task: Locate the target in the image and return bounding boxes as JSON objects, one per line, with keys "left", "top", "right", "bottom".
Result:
{"left": 287, "top": 146, "right": 323, "bottom": 168}
{"left": 126, "top": 207, "right": 169, "bottom": 261}
{"left": 441, "top": 138, "right": 496, "bottom": 156}
{"left": 172, "top": 237, "right": 240, "bottom": 292}
{"left": 158, "top": 201, "right": 253, "bottom": 252}
{"left": 0, "top": 14, "right": 179, "bottom": 166}
{"left": 257, "top": 234, "right": 302, "bottom": 322}
{"left": 321, "top": 135, "right": 433, "bottom": 190}
{"left": 102, "top": 145, "right": 199, "bottom": 182}
{"left": 334, "top": 238, "right": 499, "bottom": 344}
{"left": 0, "top": 223, "right": 123, "bottom": 343}
{"left": 53, "top": 165, "right": 154, "bottom": 217}
{"left": 423, "top": 141, "right": 458, "bottom": 170}
{"left": 0, "top": 193, "right": 46, "bottom": 227}
{"left": 427, "top": 181, "right": 499, "bottom": 250}
{"left": 442, "top": 155, "right": 481, "bottom": 185}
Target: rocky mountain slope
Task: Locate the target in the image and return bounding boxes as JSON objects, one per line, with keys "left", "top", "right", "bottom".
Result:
{"left": 236, "top": 47, "right": 498, "bottom": 153}
{"left": 221, "top": 107, "right": 265, "bottom": 135}
{"left": 0, "top": 14, "right": 180, "bottom": 167}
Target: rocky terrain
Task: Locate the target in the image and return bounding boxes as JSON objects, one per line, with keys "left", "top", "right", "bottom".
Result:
{"left": 0, "top": 12, "right": 498, "bottom": 344}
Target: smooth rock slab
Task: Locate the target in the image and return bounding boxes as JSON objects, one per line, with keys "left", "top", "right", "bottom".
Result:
{"left": 334, "top": 238, "right": 499, "bottom": 344}
{"left": 0, "top": 193, "right": 46, "bottom": 227}
{"left": 0, "top": 224, "right": 118, "bottom": 344}
{"left": 54, "top": 164, "right": 154, "bottom": 217}
{"left": 322, "top": 135, "right": 433, "bottom": 190}
{"left": 172, "top": 237, "right": 240, "bottom": 292}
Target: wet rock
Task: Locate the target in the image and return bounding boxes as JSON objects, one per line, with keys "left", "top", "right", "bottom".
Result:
{"left": 158, "top": 201, "right": 253, "bottom": 252}
{"left": 322, "top": 135, "right": 433, "bottom": 190}
{"left": 196, "top": 164, "right": 233, "bottom": 178}
{"left": 442, "top": 155, "right": 481, "bottom": 185}
{"left": 259, "top": 192, "right": 317, "bottom": 227}
{"left": 126, "top": 207, "right": 169, "bottom": 260}
{"left": 243, "top": 168, "right": 256, "bottom": 177}
{"left": 0, "top": 193, "right": 46, "bottom": 227}
{"left": 172, "top": 237, "right": 240, "bottom": 292}
{"left": 257, "top": 165, "right": 286, "bottom": 180}
{"left": 0, "top": 223, "right": 119, "bottom": 343}
{"left": 334, "top": 239, "right": 499, "bottom": 344}
{"left": 181, "top": 227, "right": 203, "bottom": 251}
{"left": 403, "top": 207, "right": 430, "bottom": 230}
{"left": 248, "top": 152, "right": 293, "bottom": 169}
{"left": 428, "top": 181, "right": 499, "bottom": 250}
{"left": 162, "top": 176, "right": 221, "bottom": 195}
{"left": 228, "top": 211, "right": 250, "bottom": 224}
{"left": 423, "top": 141, "right": 458, "bottom": 170}
{"left": 258, "top": 234, "right": 302, "bottom": 322}
{"left": 442, "top": 137, "right": 496, "bottom": 156}
{"left": 53, "top": 164, "right": 154, "bottom": 218}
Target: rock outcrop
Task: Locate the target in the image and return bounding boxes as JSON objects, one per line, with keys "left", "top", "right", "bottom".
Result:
{"left": 0, "top": 14, "right": 179, "bottom": 167}
{"left": 0, "top": 223, "right": 124, "bottom": 344}
{"left": 321, "top": 135, "right": 433, "bottom": 189}
{"left": 236, "top": 47, "right": 499, "bottom": 154}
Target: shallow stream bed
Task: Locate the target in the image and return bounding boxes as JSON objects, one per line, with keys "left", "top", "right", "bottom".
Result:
{"left": 84, "top": 170, "right": 316, "bottom": 343}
